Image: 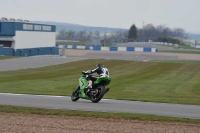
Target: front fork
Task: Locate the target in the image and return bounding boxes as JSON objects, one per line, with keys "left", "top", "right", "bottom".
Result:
{"left": 79, "top": 78, "right": 91, "bottom": 100}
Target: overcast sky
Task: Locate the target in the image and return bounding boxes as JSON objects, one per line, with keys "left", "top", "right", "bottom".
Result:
{"left": 0, "top": 0, "right": 199, "bottom": 33}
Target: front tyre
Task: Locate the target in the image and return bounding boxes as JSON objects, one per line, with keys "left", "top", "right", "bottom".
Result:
{"left": 71, "top": 86, "right": 80, "bottom": 102}
{"left": 91, "top": 85, "right": 105, "bottom": 103}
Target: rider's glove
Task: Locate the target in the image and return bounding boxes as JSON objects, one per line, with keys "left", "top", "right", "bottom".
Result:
{"left": 82, "top": 71, "right": 86, "bottom": 74}
{"left": 85, "top": 70, "right": 92, "bottom": 73}
{"left": 82, "top": 70, "right": 91, "bottom": 74}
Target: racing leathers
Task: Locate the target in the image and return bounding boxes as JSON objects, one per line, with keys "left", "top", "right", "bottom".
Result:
{"left": 83, "top": 66, "right": 109, "bottom": 89}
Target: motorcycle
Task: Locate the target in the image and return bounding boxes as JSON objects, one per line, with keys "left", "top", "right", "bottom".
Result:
{"left": 71, "top": 72, "right": 111, "bottom": 103}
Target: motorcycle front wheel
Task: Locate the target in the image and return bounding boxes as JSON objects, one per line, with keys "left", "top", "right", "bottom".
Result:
{"left": 91, "top": 85, "right": 105, "bottom": 103}
{"left": 71, "top": 86, "right": 80, "bottom": 102}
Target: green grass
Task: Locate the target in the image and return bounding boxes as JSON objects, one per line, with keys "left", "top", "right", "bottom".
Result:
{"left": 159, "top": 50, "right": 200, "bottom": 54}
{"left": 156, "top": 44, "right": 200, "bottom": 54}
{"left": 0, "top": 59, "right": 200, "bottom": 105}
{"left": 180, "top": 45, "right": 200, "bottom": 50}
{"left": 153, "top": 60, "right": 200, "bottom": 64}
{"left": 156, "top": 44, "right": 200, "bottom": 50}
{"left": 0, "top": 56, "right": 20, "bottom": 60}
{"left": 56, "top": 41, "right": 115, "bottom": 47}
{"left": 156, "top": 44, "right": 174, "bottom": 48}
{"left": 0, "top": 105, "right": 199, "bottom": 123}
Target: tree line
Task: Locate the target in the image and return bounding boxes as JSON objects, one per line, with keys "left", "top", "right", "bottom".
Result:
{"left": 57, "top": 23, "right": 188, "bottom": 44}
{"left": 129, "top": 23, "right": 188, "bottom": 44}
{"left": 57, "top": 29, "right": 128, "bottom": 43}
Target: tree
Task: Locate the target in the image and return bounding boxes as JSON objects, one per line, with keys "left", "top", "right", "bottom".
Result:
{"left": 143, "top": 24, "right": 156, "bottom": 41}
{"left": 68, "top": 30, "right": 76, "bottom": 39}
{"left": 78, "top": 30, "right": 87, "bottom": 39}
{"left": 94, "top": 31, "right": 100, "bottom": 39}
{"left": 156, "top": 36, "right": 180, "bottom": 44}
{"left": 128, "top": 24, "right": 138, "bottom": 40}
{"left": 87, "top": 31, "right": 93, "bottom": 39}
{"left": 57, "top": 29, "right": 66, "bottom": 39}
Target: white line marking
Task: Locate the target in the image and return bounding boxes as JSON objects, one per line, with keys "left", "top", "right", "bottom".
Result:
{"left": 0, "top": 93, "right": 111, "bottom": 100}
{"left": 0, "top": 93, "right": 66, "bottom": 98}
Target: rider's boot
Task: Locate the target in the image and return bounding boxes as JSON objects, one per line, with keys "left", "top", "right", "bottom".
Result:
{"left": 105, "top": 88, "right": 110, "bottom": 94}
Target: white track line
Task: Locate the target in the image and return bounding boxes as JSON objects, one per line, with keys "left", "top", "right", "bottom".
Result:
{"left": 0, "top": 93, "right": 111, "bottom": 100}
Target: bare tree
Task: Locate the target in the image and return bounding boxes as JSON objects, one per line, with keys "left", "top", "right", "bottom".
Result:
{"left": 57, "top": 29, "right": 66, "bottom": 40}
{"left": 94, "top": 31, "right": 100, "bottom": 39}
{"left": 143, "top": 24, "right": 156, "bottom": 41}
{"left": 68, "top": 30, "right": 76, "bottom": 39}
{"left": 87, "top": 31, "right": 93, "bottom": 39}
{"left": 78, "top": 30, "right": 87, "bottom": 39}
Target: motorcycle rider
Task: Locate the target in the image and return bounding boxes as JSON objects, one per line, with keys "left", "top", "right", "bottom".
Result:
{"left": 82, "top": 63, "right": 109, "bottom": 93}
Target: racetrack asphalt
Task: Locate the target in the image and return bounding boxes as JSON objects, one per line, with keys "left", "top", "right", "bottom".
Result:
{"left": 0, "top": 93, "right": 200, "bottom": 119}
{"left": 0, "top": 57, "right": 87, "bottom": 71}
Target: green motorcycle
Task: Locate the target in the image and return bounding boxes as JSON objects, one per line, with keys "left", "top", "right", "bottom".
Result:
{"left": 71, "top": 72, "right": 111, "bottom": 103}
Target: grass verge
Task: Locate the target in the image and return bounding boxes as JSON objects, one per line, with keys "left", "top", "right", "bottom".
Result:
{"left": 0, "top": 56, "right": 20, "bottom": 60}
{"left": 156, "top": 44, "right": 200, "bottom": 50}
{"left": 0, "top": 59, "right": 200, "bottom": 105}
{"left": 159, "top": 50, "right": 200, "bottom": 54}
{"left": 0, "top": 105, "right": 199, "bottom": 123}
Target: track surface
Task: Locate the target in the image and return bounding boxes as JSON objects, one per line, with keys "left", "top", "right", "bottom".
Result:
{"left": 0, "top": 57, "right": 86, "bottom": 71}
{"left": 0, "top": 93, "right": 200, "bottom": 119}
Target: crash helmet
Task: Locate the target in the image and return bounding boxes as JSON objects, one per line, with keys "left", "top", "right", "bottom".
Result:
{"left": 96, "top": 63, "right": 104, "bottom": 68}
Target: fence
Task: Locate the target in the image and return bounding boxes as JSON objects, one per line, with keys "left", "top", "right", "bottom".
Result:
{"left": 0, "top": 45, "right": 59, "bottom": 56}
{"left": 126, "top": 42, "right": 174, "bottom": 45}
{"left": 58, "top": 45, "right": 158, "bottom": 52}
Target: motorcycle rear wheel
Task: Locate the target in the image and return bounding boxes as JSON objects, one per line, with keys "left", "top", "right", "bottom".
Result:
{"left": 71, "top": 86, "right": 80, "bottom": 101}
{"left": 91, "top": 85, "right": 105, "bottom": 103}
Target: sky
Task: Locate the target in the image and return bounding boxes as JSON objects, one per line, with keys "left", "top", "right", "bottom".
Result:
{"left": 0, "top": 0, "right": 199, "bottom": 33}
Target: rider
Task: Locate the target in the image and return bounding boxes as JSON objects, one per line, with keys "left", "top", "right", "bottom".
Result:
{"left": 83, "top": 63, "right": 109, "bottom": 92}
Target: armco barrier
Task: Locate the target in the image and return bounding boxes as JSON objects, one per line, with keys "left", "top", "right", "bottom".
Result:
{"left": 62, "top": 45, "right": 157, "bottom": 52}
{"left": 85, "top": 46, "right": 90, "bottom": 50}
{"left": 0, "top": 46, "right": 58, "bottom": 56}
{"left": 109, "top": 46, "right": 118, "bottom": 51}
{"left": 144, "top": 48, "right": 152, "bottom": 52}
{"left": 0, "top": 46, "right": 13, "bottom": 56}
{"left": 126, "top": 47, "right": 135, "bottom": 51}
{"left": 93, "top": 46, "right": 101, "bottom": 51}
{"left": 72, "top": 45, "right": 77, "bottom": 49}
{"left": 0, "top": 45, "right": 2, "bottom": 55}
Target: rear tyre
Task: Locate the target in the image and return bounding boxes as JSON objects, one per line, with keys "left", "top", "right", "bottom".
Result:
{"left": 91, "top": 85, "right": 105, "bottom": 103}
{"left": 71, "top": 86, "right": 80, "bottom": 102}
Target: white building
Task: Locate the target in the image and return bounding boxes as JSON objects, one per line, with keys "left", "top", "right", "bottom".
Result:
{"left": 0, "top": 18, "right": 58, "bottom": 56}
